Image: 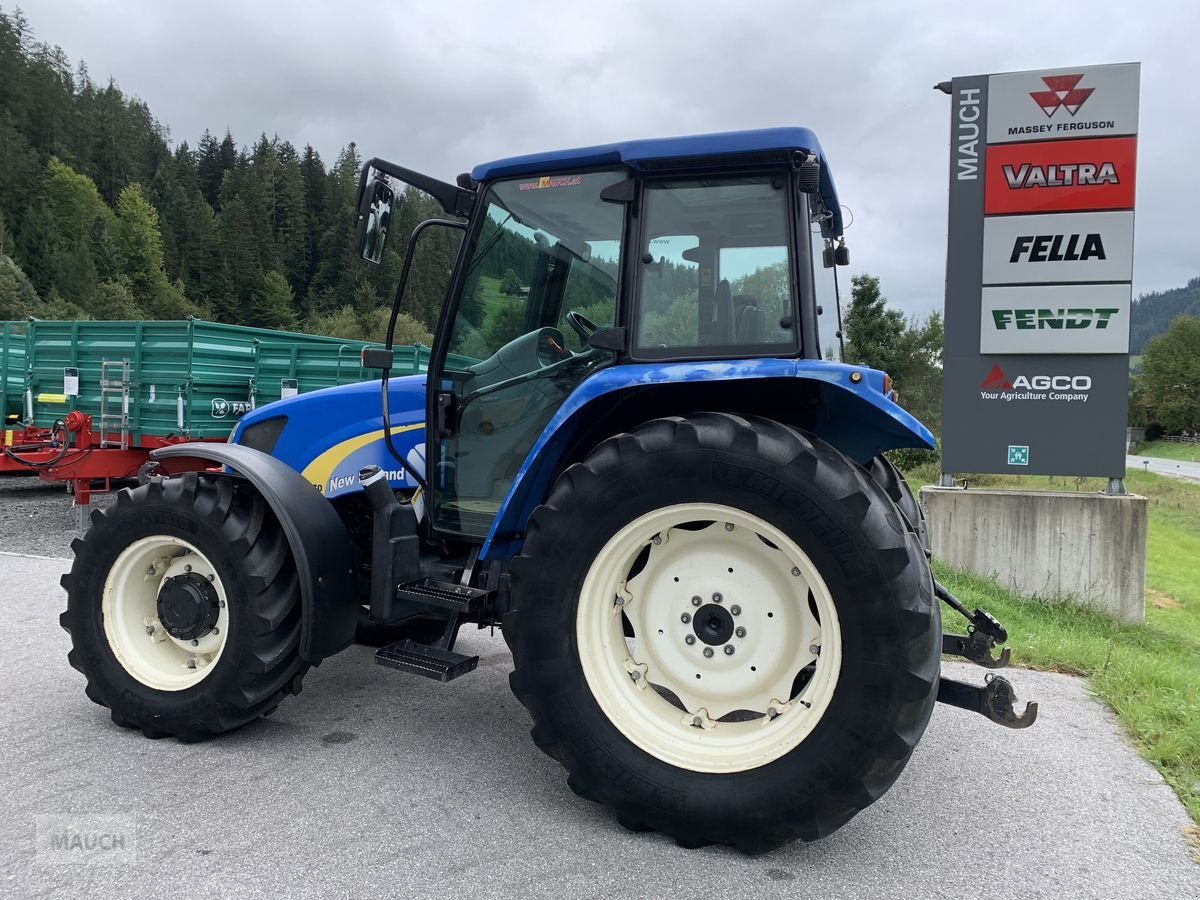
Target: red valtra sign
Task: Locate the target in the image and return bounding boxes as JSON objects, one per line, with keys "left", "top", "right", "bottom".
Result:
{"left": 984, "top": 136, "right": 1137, "bottom": 214}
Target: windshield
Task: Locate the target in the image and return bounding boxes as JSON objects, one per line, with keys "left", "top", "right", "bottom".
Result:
{"left": 446, "top": 170, "right": 624, "bottom": 365}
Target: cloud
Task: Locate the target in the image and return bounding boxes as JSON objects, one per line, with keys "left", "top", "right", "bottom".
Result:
{"left": 18, "top": 0, "right": 1197, "bottom": 314}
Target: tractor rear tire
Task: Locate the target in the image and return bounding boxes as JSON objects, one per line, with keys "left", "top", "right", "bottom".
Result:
{"left": 866, "top": 454, "right": 929, "bottom": 555}
{"left": 60, "top": 473, "right": 309, "bottom": 741}
{"left": 504, "top": 413, "right": 940, "bottom": 852}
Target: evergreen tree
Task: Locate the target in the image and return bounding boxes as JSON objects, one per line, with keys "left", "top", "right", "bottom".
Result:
{"left": 250, "top": 270, "right": 296, "bottom": 329}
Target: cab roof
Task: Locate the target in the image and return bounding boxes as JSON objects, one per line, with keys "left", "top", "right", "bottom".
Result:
{"left": 470, "top": 127, "right": 844, "bottom": 236}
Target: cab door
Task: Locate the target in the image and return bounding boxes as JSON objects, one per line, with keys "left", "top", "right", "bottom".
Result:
{"left": 428, "top": 170, "right": 628, "bottom": 538}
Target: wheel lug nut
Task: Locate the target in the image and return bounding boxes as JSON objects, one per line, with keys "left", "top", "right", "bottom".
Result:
{"left": 692, "top": 716, "right": 703, "bottom": 727}
{"left": 767, "top": 706, "right": 778, "bottom": 719}
{"left": 207, "top": 574, "right": 215, "bottom": 582}
{"left": 652, "top": 535, "right": 662, "bottom": 545}
{"left": 736, "top": 626, "right": 747, "bottom": 638}
{"left": 791, "top": 567, "right": 801, "bottom": 577}
{"left": 712, "top": 592, "right": 722, "bottom": 603}
{"left": 685, "top": 635, "right": 696, "bottom": 646}
{"left": 703, "top": 647, "right": 714, "bottom": 658}
{"left": 186, "top": 659, "right": 196, "bottom": 669}
{"left": 724, "top": 522, "right": 734, "bottom": 531}
{"left": 144, "top": 625, "right": 154, "bottom": 635}
{"left": 730, "top": 605, "right": 741, "bottom": 616}
{"left": 810, "top": 644, "right": 820, "bottom": 655}
{"left": 184, "top": 564, "right": 192, "bottom": 573}
{"left": 680, "top": 612, "right": 691, "bottom": 624}
{"left": 691, "top": 596, "right": 702, "bottom": 607}
{"left": 630, "top": 670, "right": 641, "bottom": 682}
{"left": 212, "top": 627, "right": 220, "bottom": 636}
{"left": 724, "top": 645, "right": 735, "bottom": 656}
{"left": 191, "top": 639, "right": 199, "bottom": 647}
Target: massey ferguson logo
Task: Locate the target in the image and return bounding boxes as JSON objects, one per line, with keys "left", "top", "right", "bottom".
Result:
{"left": 979, "top": 365, "right": 1092, "bottom": 402}
{"left": 1030, "top": 74, "right": 1094, "bottom": 118}
{"left": 1002, "top": 162, "right": 1118, "bottom": 189}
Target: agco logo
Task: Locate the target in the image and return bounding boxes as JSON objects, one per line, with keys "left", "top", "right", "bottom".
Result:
{"left": 980, "top": 365, "right": 1092, "bottom": 402}
{"left": 1030, "top": 74, "right": 1094, "bottom": 118}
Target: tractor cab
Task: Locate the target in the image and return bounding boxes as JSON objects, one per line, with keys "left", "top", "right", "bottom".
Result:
{"left": 356, "top": 128, "right": 856, "bottom": 542}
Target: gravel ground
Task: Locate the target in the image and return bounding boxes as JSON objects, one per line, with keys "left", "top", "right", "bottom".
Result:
{"left": 0, "top": 475, "right": 116, "bottom": 557}
{"left": 1, "top": 548, "right": 1198, "bottom": 898}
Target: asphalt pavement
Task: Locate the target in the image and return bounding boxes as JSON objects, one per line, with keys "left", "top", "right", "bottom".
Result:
{"left": 1, "top": 550, "right": 1197, "bottom": 900}
{"left": 1128, "top": 453, "right": 1200, "bottom": 482}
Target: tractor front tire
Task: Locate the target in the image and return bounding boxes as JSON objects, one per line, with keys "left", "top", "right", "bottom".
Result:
{"left": 504, "top": 413, "right": 940, "bottom": 852}
{"left": 60, "top": 473, "right": 309, "bottom": 741}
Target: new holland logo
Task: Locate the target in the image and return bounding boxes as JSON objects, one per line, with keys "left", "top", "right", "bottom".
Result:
{"left": 1030, "top": 74, "right": 1095, "bottom": 118}
{"left": 979, "top": 365, "right": 1092, "bottom": 402}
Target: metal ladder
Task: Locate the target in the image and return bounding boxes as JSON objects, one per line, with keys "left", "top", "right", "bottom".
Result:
{"left": 98, "top": 359, "right": 131, "bottom": 450}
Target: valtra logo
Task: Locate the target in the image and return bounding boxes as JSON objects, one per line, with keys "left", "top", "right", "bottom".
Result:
{"left": 1030, "top": 74, "right": 1095, "bottom": 118}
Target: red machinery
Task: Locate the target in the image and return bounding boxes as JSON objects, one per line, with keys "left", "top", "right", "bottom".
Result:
{"left": 1, "top": 411, "right": 218, "bottom": 525}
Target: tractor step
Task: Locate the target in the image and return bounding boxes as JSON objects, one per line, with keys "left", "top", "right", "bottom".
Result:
{"left": 395, "top": 577, "right": 491, "bottom": 615}
{"left": 375, "top": 639, "right": 479, "bottom": 682}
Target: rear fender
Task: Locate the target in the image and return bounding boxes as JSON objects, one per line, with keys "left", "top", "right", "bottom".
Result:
{"left": 481, "top": 358, "right": 934, "bottom": 559}
{"left": 152, "top": 442, "right": 359, "bottom": 663}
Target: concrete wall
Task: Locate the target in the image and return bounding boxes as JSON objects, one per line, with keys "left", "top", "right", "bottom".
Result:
{"left": 920, "top": 487, "right": 1148, "bottom": 623}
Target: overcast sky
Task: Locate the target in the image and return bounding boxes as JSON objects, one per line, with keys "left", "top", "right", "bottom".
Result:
{"left": 16, "top": 0, "right": 1198, "bottom": 317}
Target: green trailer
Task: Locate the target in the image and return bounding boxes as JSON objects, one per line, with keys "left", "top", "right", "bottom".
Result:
{"left": 0, "top": 317, "right": 424, "bottom": 520}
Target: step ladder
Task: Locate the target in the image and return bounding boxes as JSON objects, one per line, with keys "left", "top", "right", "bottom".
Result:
{"left": 98, "top": 359, "right": 131, "bottom": 450}
{"left": 373, "top": 578, "right": 492, "bottom": 683}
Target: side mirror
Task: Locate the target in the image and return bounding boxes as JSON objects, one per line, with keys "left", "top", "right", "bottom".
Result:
{"left": 356, "top": 173, "right": 397, "bottom": 264}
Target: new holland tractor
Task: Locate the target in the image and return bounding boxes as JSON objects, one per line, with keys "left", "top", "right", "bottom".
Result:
{"left": 62, "top": 127, "right": 1035, "bottom": 852}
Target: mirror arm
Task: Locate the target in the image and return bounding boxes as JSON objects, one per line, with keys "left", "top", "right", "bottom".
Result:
{"left": 362, "top": 157, "right": 476, "bottom": 218}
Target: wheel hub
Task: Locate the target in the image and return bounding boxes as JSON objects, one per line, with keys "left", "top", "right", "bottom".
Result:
{"left": 156, "top": 572, "right": 220, "bottom": 640}
{"left": 693, "top": 603, "right": 734, "bottom": 645}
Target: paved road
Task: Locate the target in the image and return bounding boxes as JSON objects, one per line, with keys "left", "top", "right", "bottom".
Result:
{"left": 1128, "top": 454, "right": 1200, "bottom": 482}
{"left": 2, "top": 551, "right": 1196, "bottom": 900}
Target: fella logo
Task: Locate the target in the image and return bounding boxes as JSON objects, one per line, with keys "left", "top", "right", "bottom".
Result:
{"left": 985, "top": 137, "right": 1136, "bottom": 214}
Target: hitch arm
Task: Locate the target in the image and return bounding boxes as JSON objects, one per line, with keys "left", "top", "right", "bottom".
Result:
{"left": 936, "top": 580, "right": 1010, "bottom": 668}
{"left": 937, "top": 674, "right": 1038, "bottom": 729}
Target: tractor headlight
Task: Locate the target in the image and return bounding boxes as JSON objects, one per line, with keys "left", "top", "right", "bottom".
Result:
{"left": 237, "top": 415, "right": 287, "bottom": 455}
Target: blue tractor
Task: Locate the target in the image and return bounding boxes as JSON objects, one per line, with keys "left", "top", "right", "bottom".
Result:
{"left": 62, "top": 128, "right": 1034, "bottom": 851}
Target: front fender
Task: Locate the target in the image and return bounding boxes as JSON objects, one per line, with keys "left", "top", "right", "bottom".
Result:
{"left": 151, "top": 442, "right": 359, "bottom": 664}
{"left": 481, "top": 358, "right": 934, "bottom": 559}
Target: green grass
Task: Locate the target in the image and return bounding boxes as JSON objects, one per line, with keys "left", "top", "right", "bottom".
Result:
{"left": 1135, "top": 439, "right": 1200, "bottom": 463}
{"left": 915, "top": 469, "right": 1200, "bottom": 824}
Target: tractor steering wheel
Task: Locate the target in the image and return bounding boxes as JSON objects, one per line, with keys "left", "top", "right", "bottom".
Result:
{"left": 564, "top": 310, "right": 600, "bottom": 344}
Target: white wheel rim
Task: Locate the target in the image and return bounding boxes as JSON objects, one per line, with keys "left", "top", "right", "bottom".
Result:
{"left": 576, "top": 503, "right": 842, "bottom": 773}
{"left": 101, "top": 535, "right": 230, "bottom": 691}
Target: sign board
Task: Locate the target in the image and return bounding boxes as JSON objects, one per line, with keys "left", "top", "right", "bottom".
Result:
{"left": 941, "top": 62, "right": 1139, "bottom": 477}
{"left": 280, "top": 378, "right": 299, "bottom": 399}
{"left": 63, "top": 367, "right": 79, "bottom": 397}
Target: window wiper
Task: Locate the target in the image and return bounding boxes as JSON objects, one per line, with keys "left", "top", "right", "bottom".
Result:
{"left": 465, "top": 213, "right": 514, "bottom": 276}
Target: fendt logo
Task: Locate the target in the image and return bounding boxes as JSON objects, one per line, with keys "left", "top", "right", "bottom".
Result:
{"left": 979, "top": 365, "right": 1092, "bottom": 402}
{"left": 1030, "top": 73, "right": 1095, "bottom": 118}
{"left": 991, "top": 307, "right": 1119, "bottom": 331}
{"left": 1009, "top": 233, "right": 1105, "bottom": 263}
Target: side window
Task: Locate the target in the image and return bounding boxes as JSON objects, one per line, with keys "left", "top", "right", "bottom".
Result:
{"left": 638, "top": 235, "right": 700, "bottom": 348}
{"left": 635, "top": 177, "right": 798, "bottom": 356}
{"left": 810, "top": 229, "right": 843, "bottom": 361}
